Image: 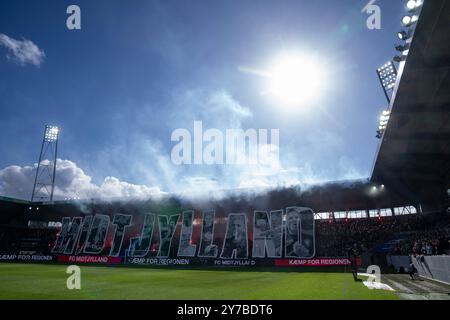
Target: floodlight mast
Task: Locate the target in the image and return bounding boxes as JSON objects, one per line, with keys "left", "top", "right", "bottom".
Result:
{"left": 31, "top": 125, "right": 59, "bottom": 203}
{"left": 51, "top": 137, "right": 58, "bottom": 200}
{"left": 376, "top": 61, "right": 398, "bottom": 104}
{"left": 377, "top": 70, "right": 391, "bottom": 104}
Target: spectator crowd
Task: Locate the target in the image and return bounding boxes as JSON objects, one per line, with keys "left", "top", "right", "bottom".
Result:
{"left": 390, "top": 228, "right": 450, "bottom": 256}
{"left": 315, "top": 212, "right": 450, "bottom": 257}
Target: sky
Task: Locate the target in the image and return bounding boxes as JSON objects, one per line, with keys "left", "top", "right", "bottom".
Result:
{"left": 0, "top": 0, "right": 408, "bottom": 200}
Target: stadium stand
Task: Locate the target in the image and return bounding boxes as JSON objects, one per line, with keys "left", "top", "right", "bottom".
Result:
{"left": 0, "top": 195, "right": 448, "bottom": 262}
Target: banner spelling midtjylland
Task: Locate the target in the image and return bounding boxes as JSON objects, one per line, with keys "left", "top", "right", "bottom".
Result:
{"left": 51, "top": 207, "right": 324, "bottom": 267}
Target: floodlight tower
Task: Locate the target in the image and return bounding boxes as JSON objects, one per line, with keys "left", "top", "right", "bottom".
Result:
{"left": 31, "top": 125, "right": 60, "bottom": 202}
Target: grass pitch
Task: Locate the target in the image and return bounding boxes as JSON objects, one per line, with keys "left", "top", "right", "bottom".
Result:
{"left": 0, "top": 263, "right": 398, "bottom": 300}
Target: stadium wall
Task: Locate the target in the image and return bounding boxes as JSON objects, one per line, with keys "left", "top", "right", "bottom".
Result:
{"left": 387, "top": 255, "right": 412, "bottom": 272}
{"left": 412, "top": 255, "right": 450, "bottom": 284}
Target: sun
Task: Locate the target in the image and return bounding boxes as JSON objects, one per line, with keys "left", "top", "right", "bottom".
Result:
{"left": 268, "top": 53, "right": 324, "bottom": 108}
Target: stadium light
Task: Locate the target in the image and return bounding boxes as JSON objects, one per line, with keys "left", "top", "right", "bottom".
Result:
{"left": 376, "top": 61, "right": 398, "bottom": 103}
{"left": 376, "top": 110, "right": 390, "bottom": 139}
{"left": 398, "top": 30, "right": 411, "bottom": 41}
{"left": 44, "top": 125, "right": 60, "bottom": 142}
{"left": 402, "top": 15, "right": 419, "bottom": 27}
{"left": 396, "top": 1, "right": 423, "bottom": 57}
{"left": 393, "top": 55, "right": 407, "bottom": 63}
{"left": 395, "top": 44, "right": 410, "bottom": 52}
{"left": 406, "top": 0, "right": 423, "bottom": 12}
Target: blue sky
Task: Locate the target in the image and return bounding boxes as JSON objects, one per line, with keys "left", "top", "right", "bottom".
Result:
{"left": 0, "top": 0, "right": 408, "bottom": 199}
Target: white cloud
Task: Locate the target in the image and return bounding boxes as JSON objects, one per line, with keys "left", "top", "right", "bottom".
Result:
{"left": 0, "top": 159, "right": 163, "bottom": 201}
{"left": 0, "top": 33, "right": 45, "bottom": 67}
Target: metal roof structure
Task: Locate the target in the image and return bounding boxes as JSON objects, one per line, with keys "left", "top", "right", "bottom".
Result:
{"left": 371, "top": 0, "right": 450, "bottom": 210}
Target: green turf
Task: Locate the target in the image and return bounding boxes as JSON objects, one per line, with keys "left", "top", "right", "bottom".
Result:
{"left": 0, "top": 263, "right": 399, "bottom": 300}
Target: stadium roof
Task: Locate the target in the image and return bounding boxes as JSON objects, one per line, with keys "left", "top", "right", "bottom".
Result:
{"left": 371, "top": 0, "right": 450, "bottom": 208}
{"left": 0, "top": 196, "right": 31, "bottom": 204}
{"left": 0, "top": 179, "right": 422, "bottom": 218}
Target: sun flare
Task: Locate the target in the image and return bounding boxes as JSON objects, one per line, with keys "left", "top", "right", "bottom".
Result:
{"left": 268, "top": 53, "right": 324, "bottom": 108}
